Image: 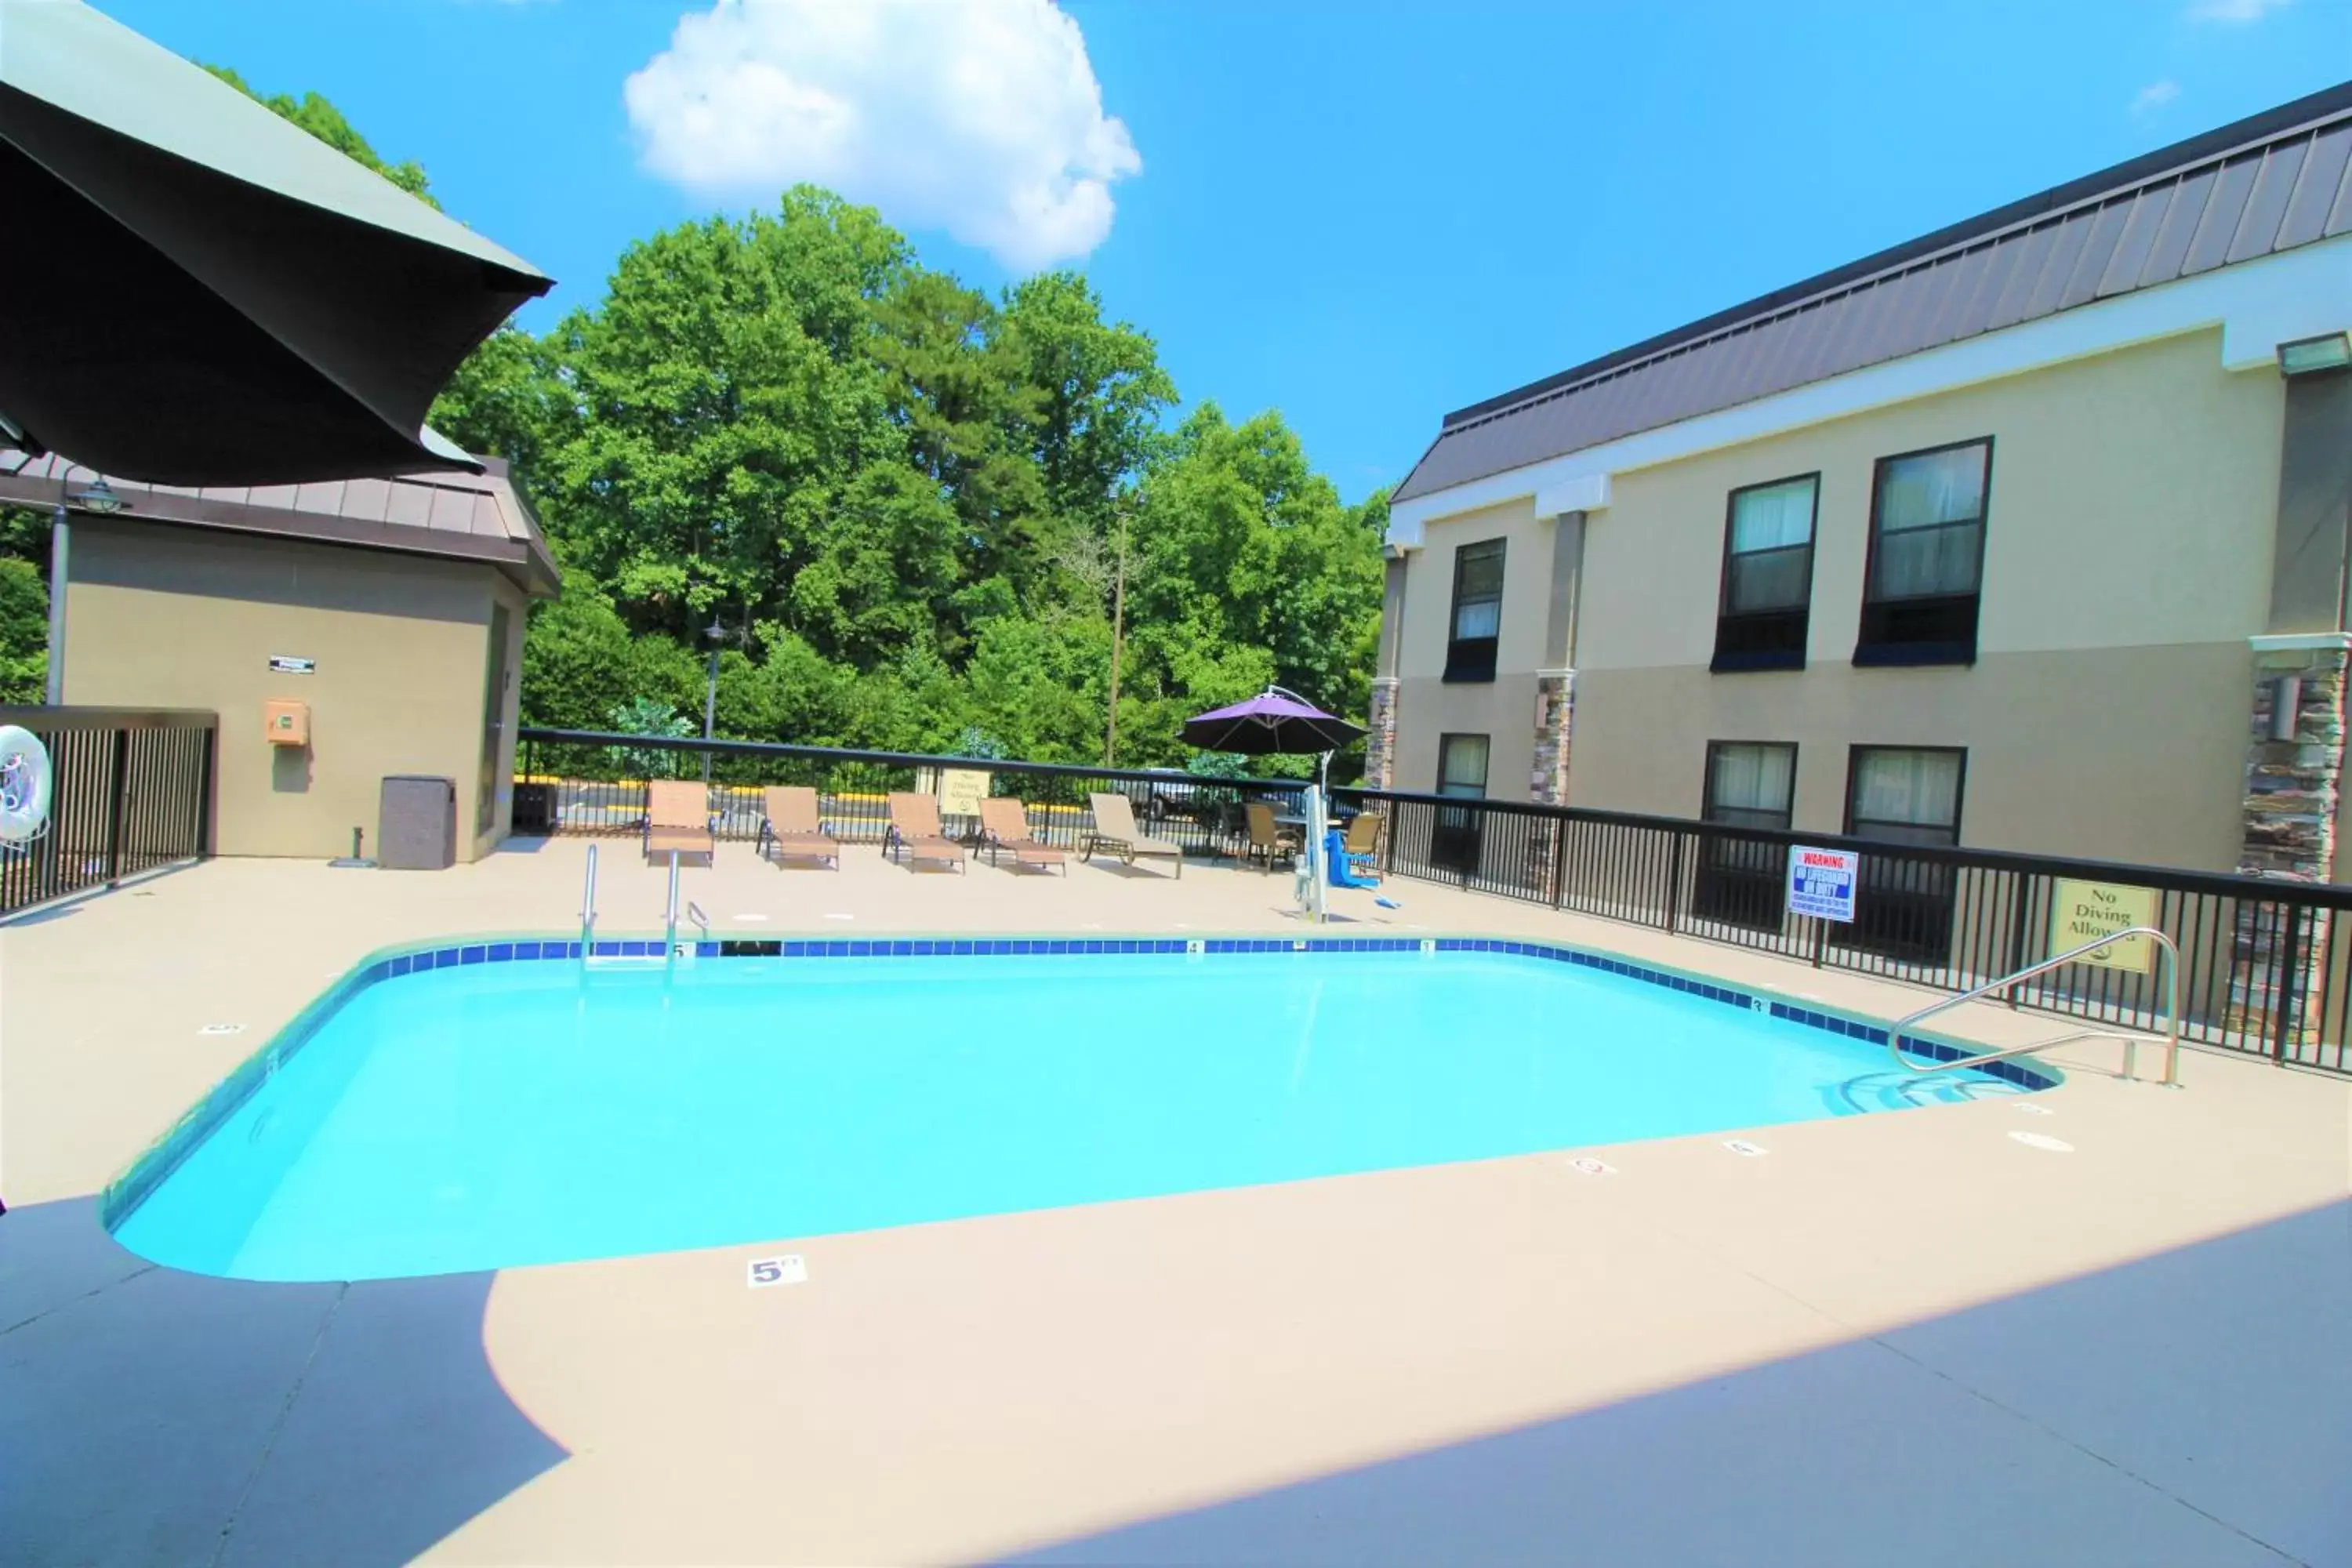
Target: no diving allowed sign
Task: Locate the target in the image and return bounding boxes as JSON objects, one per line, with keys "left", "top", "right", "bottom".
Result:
{"left": 1785, "top": 845, "right": 1858, "bottom": 923}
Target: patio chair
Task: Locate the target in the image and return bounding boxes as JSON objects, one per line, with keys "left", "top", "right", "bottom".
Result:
{"left": 757, "top": 786, "right": 840, "bottom": 869}
{"left": 1341, "top": 810, "right": 1382, "bottom": 877}
{"left": 643, "top": 779, "right": 715, "bottom": 866}
{"left": 978, "top": 797, "right": 1066, "bottom": 874}
{"left": 884, "top": 792, "right": 968, "bottom": 873}
{"left": 1082, "top": 792, "right": 1185, "bottom": 879}
{"left": 1242, "top": 801, "right": 1301, "bottom": 875}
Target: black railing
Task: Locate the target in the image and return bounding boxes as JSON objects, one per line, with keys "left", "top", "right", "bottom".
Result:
{"left": 517, "top": 728, "right": 1311, "bottom": 858}
{"left": 0, "top": 707, "right": 216, "bottom": 916}
{"left": 1337, "top": 784, "right": 2352, "bottom": 1076}
{"left": 513, "top": 728, "right": 2352, "bottom": 1076}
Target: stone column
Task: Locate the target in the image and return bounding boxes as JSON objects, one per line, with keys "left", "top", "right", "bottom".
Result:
{"left": 1363, "top": 548, "right": 1409, "bottom": 790}
{"left": 1531, "top": 669, "right": 1574, "bottom": 805}
{"left": 1528, "top": 511, "right": 1585, "bottom": 805}
{"left": 2230, "top": 636, "right": 2347, "bottom": 1047}
{"left": 2229, "top": 361, "right": 2352, "bottom": 1051}
{"left": 1364, "top": 677, "right": 1399, "bottom": 790}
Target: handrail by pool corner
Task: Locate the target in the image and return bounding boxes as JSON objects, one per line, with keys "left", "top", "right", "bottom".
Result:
{"left": 1887, "top": 926, "right": 2182, "bottom": 1088}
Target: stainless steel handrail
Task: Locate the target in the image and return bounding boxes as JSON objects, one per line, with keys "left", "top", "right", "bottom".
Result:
{"left": 1886, "top": 926, "right": 2182, "bottom": 1088}
{"left": 664, "top": 849, "right": 681, "bottom": 958}
{"left": 579, "top": 841, "right": 599, "bottom": 957}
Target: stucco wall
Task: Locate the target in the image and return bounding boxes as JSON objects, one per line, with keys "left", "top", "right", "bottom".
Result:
{"left": 1388, "top": 327, "right": 2285, "bottom": 871}
{"left": 60, "top": 520, "right": 515, "bottom": 863}
{"left": 1576, "top": 328, "right": 2280, "bottom": 673}
{"left": 1393, "top": 498, "right": 1553, "bottom": 802}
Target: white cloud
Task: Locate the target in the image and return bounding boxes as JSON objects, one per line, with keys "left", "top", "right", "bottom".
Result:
{"left": 2131, "top": 80, "right": 2180, "bottom": 117}
{"left": 624, "top": 0, "right": 1140, "bottom": 271}
{"left": 2187, "top": 0, "right": 2291, "bottom": 22}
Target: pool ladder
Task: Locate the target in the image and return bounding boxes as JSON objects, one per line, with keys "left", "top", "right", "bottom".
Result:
{"left": 578, "top": 842, "right": 598, "bottom": 958}
{"left": 1884, "top": 926, "right": 2183, "bottom": 1088}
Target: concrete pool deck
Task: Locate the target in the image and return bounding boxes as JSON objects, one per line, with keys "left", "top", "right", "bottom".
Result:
{"left": 3, "top": 837, "right": 2348, "bottom": 1565}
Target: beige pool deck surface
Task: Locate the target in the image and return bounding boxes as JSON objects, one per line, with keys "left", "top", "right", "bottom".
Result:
{"left": 3, "top": 837, "right": 2349, "bottom": 1566}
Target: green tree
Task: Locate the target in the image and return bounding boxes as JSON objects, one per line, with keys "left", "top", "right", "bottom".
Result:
{"left": 150, "top": 74, "right": 1388, "bottom": 771}
{"left": 202, "top": 66, "right": 436, "bottom": 205}
{"left": 0, "top": 558, "right": 48, "bottom": 703}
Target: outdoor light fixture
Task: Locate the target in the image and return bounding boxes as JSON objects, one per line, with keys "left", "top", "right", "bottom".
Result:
{"left": 2270, "top": 674, "right": 2303, "bottom": 742}
{"left": 2277, "top": 332, "right": 2352, "bottom": 377}
{"left": 67, "top": 477, "right": 128, "bottom": 514}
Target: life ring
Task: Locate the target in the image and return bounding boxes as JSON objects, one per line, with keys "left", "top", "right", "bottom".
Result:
{"left": 0, "top": 725, "right": 51, "bottom": 843}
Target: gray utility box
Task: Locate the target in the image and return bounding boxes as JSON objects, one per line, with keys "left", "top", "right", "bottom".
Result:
{"left": 379, "top": 775, "right": 458, "bottom": 871}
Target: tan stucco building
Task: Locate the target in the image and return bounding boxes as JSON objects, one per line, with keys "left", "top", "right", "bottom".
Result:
{"left": 1374, "top": 83, "right": 2352, "bottom": 883}
{"left": 2, "top": 456, "right": 559, "bottom": 862}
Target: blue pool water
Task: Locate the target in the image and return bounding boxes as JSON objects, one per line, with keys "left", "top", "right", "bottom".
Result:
{"left": 113, "top": 948, "right": 2029, "bottom": 1281}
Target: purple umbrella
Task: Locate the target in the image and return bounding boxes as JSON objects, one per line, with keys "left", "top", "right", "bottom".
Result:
{"left": 1181, "top": 688, "right": 1366, "bottom": 756}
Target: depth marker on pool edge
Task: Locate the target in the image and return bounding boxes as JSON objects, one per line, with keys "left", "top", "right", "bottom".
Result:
{"left": 1567, "top": 1156, "right": 1617, "bottom": 1177}
{"left": 748, "top": 1254, "right": 808, "bottom": 1288}
{"left": 1722, "top": 1139, "right": 1769, "bottom": 1157}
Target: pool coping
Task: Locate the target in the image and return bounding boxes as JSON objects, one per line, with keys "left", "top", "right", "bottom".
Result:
{"left": 96, "top": 930, "right": 2060, "bottom": 1235}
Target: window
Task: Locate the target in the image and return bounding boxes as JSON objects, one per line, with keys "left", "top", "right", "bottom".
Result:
{"left": 1693, "top": 742, "right": 1796, "bottom": 931}
{"left": 1433, "top": 733, "right": 1490, "bottom": 872}
{"left": 1842, "top": 746, "right": 1965, "bottom": 963}
{"left": 1845, "top": 746, "right": 1964, "bottom": 846}
{"left": 1711, "top": 476, "right": 1818, "bottom": 672}
{"left": 1856, "top": 439, "right": 1991, "bottom": 666}
{"left": 1443, "top": 539, "right": 1505, "bottom": 683}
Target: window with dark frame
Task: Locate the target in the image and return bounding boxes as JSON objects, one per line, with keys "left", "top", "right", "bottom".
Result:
{"left": 1844, "top": 746, "right": 1965, "bottom": 846}
{"left": 1436, "top": 732, "right": 1490, "bottom": 800}
{"left": 1704, "top": 742, "right": 1797, "bottom": 832}
{"left": 1711, "top": 476, "right": 1818, "bottom": 672}
{"left": 1432, "top": 732, "right": 1490, "bottom": 873}
{"left": 1840, "top": 746, "right": 1966, "bottom": 964}
{"left": 1693, "top": 741, "right": 1797, "bottom": 931}
{"left": 1856, "top": 439, "right": 1991, "bottom": 666}
{"left": 1443, "top": 539, "right": 1505, "bottom": 683}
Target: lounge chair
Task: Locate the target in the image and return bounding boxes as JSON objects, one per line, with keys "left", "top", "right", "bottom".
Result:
{"left": 643, "top": 779, "right": 715, "bottom": 865}
{"left": 978, "top": 797, "right": 1066, "bottom": 874}
{"left": 1082, "top": 792, "right": 1185, "bottom": 879}
{"left": 1242, "top": 801, "right": 1300, "bottom": 875}
{"left": 884, "top": 792, "right": 968, "bottom": 873}
{"left": 757, "top": 786, "right": 840, "bottom": 869}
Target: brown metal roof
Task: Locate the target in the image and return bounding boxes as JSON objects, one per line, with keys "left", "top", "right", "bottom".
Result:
{"left": 1394, "top": 80, "right": 2352, "bottom": 506}
{"left": 0, "top": 448, "right": 561, "bottom": 597}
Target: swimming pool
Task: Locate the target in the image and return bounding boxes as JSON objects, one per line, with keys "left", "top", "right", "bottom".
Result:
{"left": 108, "top": 938, "right": 2042, "bottom": 1282}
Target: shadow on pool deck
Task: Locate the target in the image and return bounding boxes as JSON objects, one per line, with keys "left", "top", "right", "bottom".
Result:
{"left": 0, "top": 1198, "right": 566, "bottom": 1568}
{"left": 1005, "top": 1200, "right": 2352, "bottom": 1568}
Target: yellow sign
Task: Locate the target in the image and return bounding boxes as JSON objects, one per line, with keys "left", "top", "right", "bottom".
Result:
{"left": 938, "top": 768, "right": 991, "bottom": 819}
{"left": 2049, "top": 879, "right": 2158, "bottom": 972}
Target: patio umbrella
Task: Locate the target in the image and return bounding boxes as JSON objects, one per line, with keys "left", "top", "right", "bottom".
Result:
{"left": 1179, "top": 689, "right": 1366, "bottom": 756}
{"left": 1181, "top": 688, "right": 1365, "bottom": 922}
{"left": 0, "top": 0, "right": 552, "bottom": 485}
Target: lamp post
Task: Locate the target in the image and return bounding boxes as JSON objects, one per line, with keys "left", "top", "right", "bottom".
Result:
{"left": 701, "top": 615, "right": 727, "bottom": 784}
{"left": 46, "top": 477, "right": 130, "bottom": 706}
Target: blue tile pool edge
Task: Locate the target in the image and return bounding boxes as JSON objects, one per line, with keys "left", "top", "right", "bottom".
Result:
{"left": 96, "top": 931, "right": 2059, "bottom": 1233}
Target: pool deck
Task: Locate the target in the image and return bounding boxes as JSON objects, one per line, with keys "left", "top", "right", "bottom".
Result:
{"left": 4, "top": 837, "right": 2347, "bottom": 1566}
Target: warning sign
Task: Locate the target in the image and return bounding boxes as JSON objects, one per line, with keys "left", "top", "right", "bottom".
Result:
{"left": 2049, "top": 878, "right": 2157, "bottom": 972}
{"left": 1785, "top": 845, "right": 1859, "bottom": 923}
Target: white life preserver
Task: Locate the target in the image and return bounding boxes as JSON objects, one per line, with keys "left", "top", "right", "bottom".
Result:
{"left": 0, "top": 725, "right": 51, "bottom": 843}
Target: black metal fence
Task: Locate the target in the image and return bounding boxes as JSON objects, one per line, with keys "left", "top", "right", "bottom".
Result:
{"left": 517, "top": 728, "right": 1311, "bottom": 859}
{"left": 513, "top": 728, "right": 2352, "bottom": 1076}
{"left": 1336, "top": 784, "right": 2352, "bottom": 1076}
{"left": 0, "top": 707, "right": 216, "bottom": 916}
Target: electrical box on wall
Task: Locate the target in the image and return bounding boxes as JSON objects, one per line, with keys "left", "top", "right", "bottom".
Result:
{"left": 263, "top": 699, "right": 310, "bottom": 747}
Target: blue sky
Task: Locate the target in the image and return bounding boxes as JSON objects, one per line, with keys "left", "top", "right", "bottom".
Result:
{"left": 103, "top": 0, "right": 2352, "bottom": 501}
